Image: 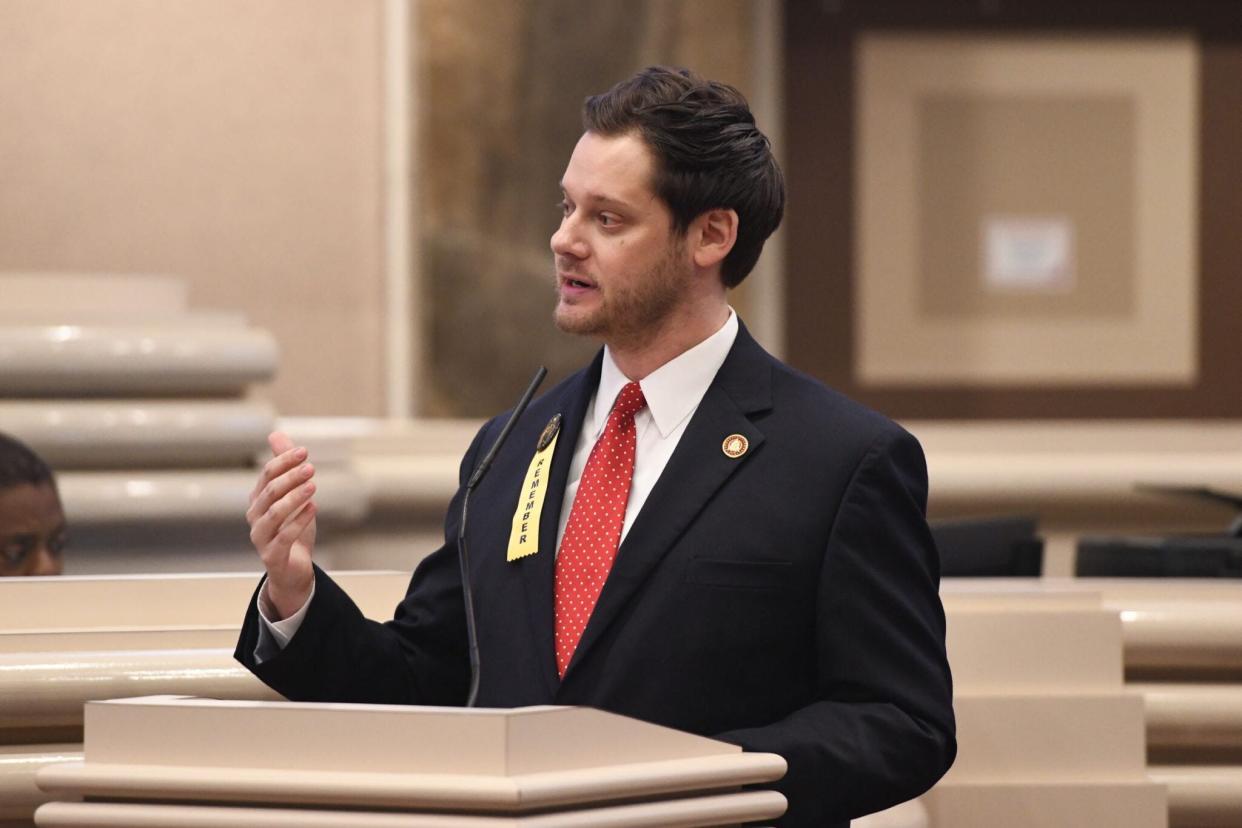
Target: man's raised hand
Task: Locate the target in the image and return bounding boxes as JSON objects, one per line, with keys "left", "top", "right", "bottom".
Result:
{"left": 246, "top": 431, "right": 318, "bottom": 619}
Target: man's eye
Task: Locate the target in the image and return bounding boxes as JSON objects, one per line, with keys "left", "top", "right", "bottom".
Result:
{"left": 1, "top": 538, "right": 33, "bottom": 567}
{"left": 599, "top": 213, "right": 618, "bottom": 227}
{"left": 555, "top": 200, "right": 571, "bottom": 216}
{"left": 49, "top": 534, "right": 67, "bottom": 556}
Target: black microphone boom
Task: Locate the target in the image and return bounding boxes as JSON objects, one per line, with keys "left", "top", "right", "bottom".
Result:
{"left": 458, "top": 366, "right": 548, "bottom": 707}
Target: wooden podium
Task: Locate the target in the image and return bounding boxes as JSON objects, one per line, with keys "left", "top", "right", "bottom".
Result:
{"left": 34, "top": 696, "right": 787, "bottom": 827}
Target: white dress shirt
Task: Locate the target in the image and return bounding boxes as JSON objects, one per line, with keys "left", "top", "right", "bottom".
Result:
{"left": 555, "top": 308, "right": 738, "bottom": 550}
{"left": 258, "top": 309, "right": 739, "bottom": 653}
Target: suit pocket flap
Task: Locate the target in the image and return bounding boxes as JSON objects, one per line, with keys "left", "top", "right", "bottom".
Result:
{"left": 686, "top": 558, "right": 794, "bottom": 589}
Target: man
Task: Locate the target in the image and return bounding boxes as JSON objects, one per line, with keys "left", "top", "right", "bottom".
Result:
{"left": 0, "top": 432, "right": 66, "bottom": 577}
{"left": 237, "top": 67, "right": 955, "bottom": 826}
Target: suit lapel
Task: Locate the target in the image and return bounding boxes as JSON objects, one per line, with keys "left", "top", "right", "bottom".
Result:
{"left": 518, "top": 354, "right": 601, "bottom": 695}
{"left": 562, "top": 325, "right": 774, "bottom": 681}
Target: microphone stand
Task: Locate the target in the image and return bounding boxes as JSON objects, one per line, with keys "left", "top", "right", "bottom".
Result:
{"left": 458, "top": 366, "right": 548, "bottom": 707}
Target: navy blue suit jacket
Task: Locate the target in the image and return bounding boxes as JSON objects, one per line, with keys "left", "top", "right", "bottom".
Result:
{"left": 236, "top": 323, "right": 956, "bottom": 826}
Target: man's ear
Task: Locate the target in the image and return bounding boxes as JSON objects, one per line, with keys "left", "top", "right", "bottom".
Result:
{"left": 690, "top": 208, "right": 739, "bottom": 270}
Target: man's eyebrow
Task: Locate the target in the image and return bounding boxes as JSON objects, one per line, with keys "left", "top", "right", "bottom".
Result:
{"left": 559, "top": 185, "right": 635, "bottom": 210}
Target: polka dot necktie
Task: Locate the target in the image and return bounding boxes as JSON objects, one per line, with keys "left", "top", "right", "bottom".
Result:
{"left": 553, "top": 381, "right": 647, "bottom": 678}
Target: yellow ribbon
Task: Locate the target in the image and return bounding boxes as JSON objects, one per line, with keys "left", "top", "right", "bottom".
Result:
{"left": 506, "top": 431, "right": 559, "bottom": 561}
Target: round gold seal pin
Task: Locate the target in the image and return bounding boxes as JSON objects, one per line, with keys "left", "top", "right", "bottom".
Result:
{"left": 537, "top": 414, "right": 562, "bottom": 452}
{"left": 721, "top": 433, "right": 749, "bottom": 459}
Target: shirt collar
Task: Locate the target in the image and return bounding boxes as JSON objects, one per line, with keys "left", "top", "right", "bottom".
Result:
{"left": 593, "top": 309, "right": 739, "bottom": 439}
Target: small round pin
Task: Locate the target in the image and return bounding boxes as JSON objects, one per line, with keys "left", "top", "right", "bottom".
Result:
{"left": 537, "top": 414, "right": 562, "bottom": 452}
{"left": 722, "top": 434, "right": 749, "bottom": 459}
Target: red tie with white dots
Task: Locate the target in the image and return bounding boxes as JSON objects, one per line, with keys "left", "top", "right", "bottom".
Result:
{"left": 554, "top": 381, "right": 647, "bottom": 678}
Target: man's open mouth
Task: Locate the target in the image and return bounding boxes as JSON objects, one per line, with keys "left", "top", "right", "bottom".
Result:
{"left": 561, "top": 274, "right": 596, "bottom": 289}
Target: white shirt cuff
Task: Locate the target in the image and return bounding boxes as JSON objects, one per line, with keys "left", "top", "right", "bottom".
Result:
{"left": 256, "top": 579, "right": 315, "bottom": 656}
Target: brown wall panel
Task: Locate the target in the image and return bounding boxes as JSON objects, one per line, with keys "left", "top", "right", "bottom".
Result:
{"left": 784, "top": 3, "right": 1242, "bottom": 419}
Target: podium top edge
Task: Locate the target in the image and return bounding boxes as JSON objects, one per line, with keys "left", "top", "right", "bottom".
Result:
{"left": 91, "top": 696, "right": 570, "bottom": 717}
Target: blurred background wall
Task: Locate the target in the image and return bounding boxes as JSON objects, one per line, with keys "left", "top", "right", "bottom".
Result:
{"left": 416, "top": 0, "right": 774, "bottom": 416}
{"left": 783, "top": 2, "right": 1242, "bottom": 420}
{"left": 0, "top": 0, "right": 780, "bottom": 418}
{"left": 0, "top": 0, "right": 389, "bottom": 416}
{"left": 4, "top": 1, "right": 1238, "bottom": 421}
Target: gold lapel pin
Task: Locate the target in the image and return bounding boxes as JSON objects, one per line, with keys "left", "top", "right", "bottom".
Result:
{"left": 537, "top": 414, "right": 562, "bottom": 452}
{"left": 722, "top": 433, "right": 749, "bottom": 459}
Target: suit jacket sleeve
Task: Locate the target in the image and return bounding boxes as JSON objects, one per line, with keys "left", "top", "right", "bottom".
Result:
{"left": 233, "top": 420, "right": 497, "bottom": 706}
{"left": 715, "top": 427, "right": 956, "bottom": 825}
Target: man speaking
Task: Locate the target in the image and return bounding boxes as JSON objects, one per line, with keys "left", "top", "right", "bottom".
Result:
{"left": 236, "top": 66, "right": 955, "bottom": 827}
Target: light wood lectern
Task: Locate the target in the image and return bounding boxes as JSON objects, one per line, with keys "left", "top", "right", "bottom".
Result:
{"left": 34, "top": 696, "right": 787, "bottom": 827}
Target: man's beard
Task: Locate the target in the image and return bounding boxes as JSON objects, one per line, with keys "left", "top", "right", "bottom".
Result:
{"left": 553, "top": 242, "right": 686, "bottom": 349}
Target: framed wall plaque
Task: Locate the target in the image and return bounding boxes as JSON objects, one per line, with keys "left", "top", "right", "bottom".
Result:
{"left": 854, "top": 34, "right": 1198, "bottom": 387}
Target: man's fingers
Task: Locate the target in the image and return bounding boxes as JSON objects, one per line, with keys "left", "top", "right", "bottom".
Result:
{"left": 247, "top": 460, "right": 315, "bottom": 525}
{"left": 249, "top": 446, "right": 309, "bottom": 503}
{"left": 249, "top": 477, "right": 316, "bottom": 553}
{"left": 246, "top": 431, "right": 318, "bottom": 579}
{"left": 268, "top": 431, "right": 296, "bottom": 456}
{"left": 275, "top": 501, "right": 316, "bottom": 545}
{"left": 250, "top": 430, "right": 301, "bottom": 503}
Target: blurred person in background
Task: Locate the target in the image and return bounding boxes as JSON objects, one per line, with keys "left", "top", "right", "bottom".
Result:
{"left": 0, "top": 432, "right": 66, "bottom": 576}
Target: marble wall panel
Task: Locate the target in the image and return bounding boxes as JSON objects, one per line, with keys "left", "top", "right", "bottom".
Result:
{"left": 417, "top": 0, "right": 759, "bottom": 416}
{"left": 0, "top": 1, "right": 387, "bottom": 416}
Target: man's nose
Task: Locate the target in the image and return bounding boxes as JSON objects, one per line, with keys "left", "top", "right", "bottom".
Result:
{"left": 28, "top": 544, "right": 62, "bottom": 576}
{"left": 550, "top": 218, "right": 585, "bottom": 259}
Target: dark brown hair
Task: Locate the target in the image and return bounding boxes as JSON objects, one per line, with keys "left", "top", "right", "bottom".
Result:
{"left": 582, "top": 66, "right": 785, "bottom": 288}
{"left": 0, "top": 432, "right": 55, "bottom": 491}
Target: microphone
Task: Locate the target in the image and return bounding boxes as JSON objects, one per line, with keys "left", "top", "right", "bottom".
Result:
{"left": 458, "top": 366, "right": 548, "bottom": 707}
